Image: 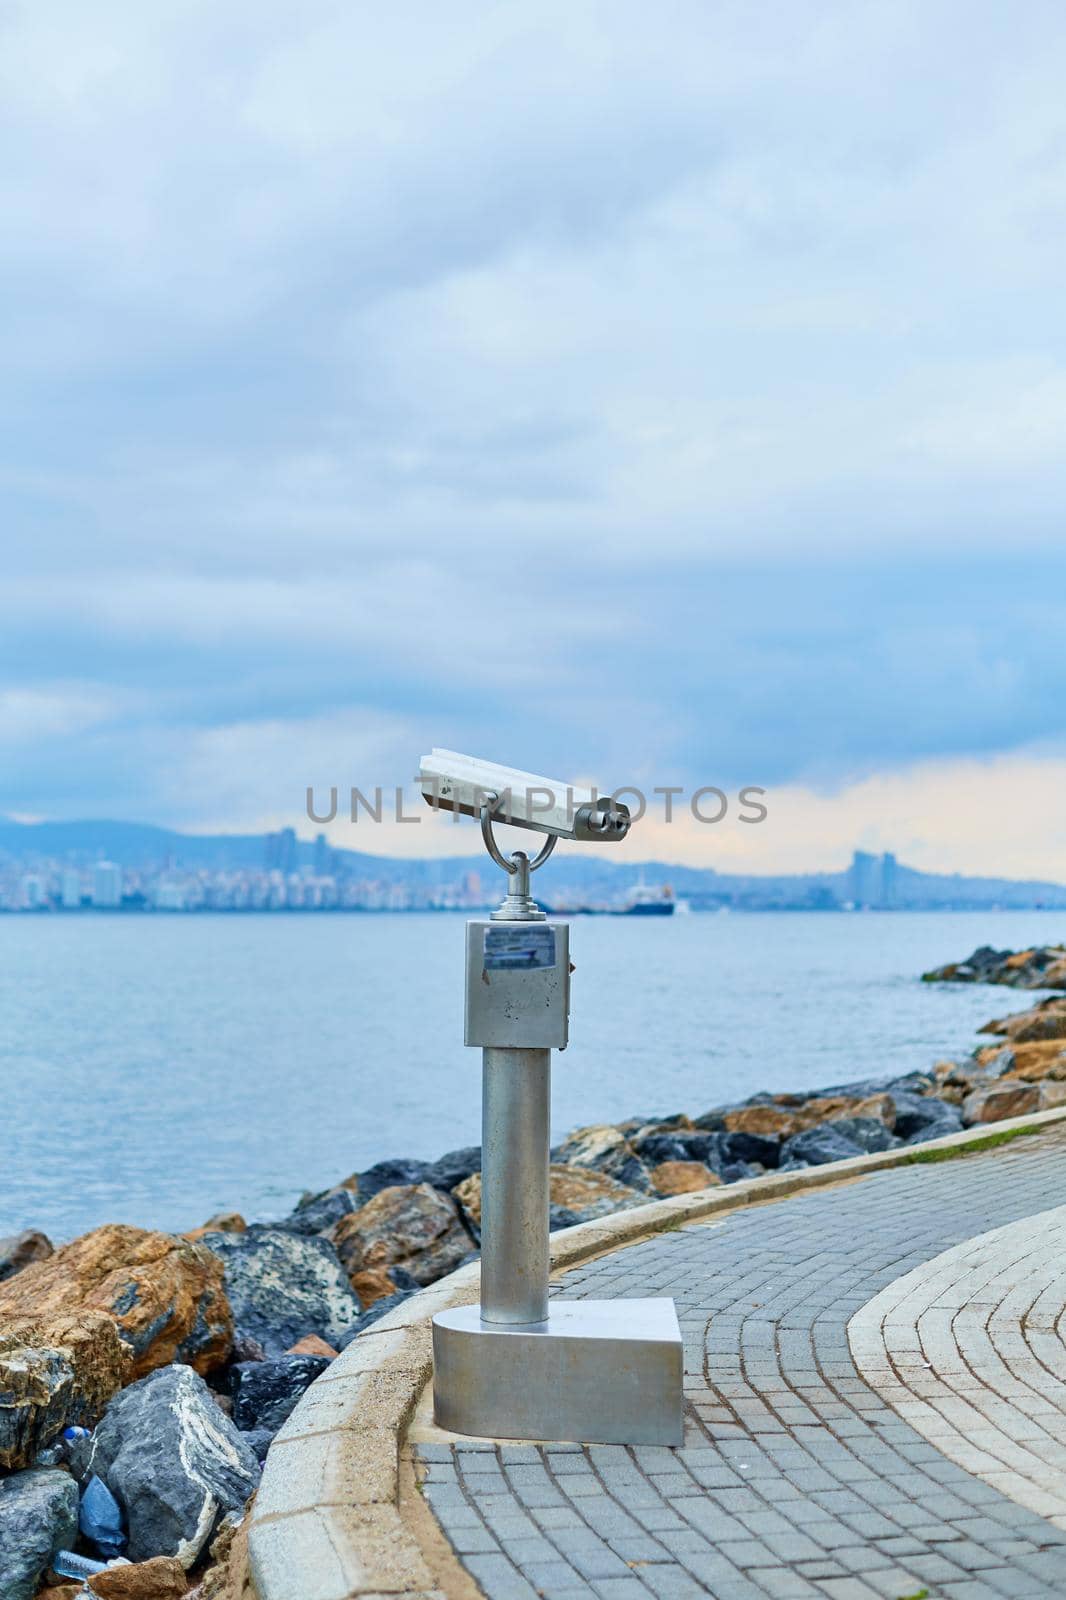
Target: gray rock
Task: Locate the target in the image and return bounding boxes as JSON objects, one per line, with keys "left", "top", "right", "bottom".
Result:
{"left": 890, "top": 1091, "right": 964, "bottom": 1140}
{"left": 423, "top": 1146, "right": 481, "bottom": 1192}
{"left": 88, "top": 1364, "right": 259, "bottom": 1568}
{"left": 0, "top": 1467, "right": 78, "bottom": 1600}
{"left": 203, "top": 1226, "right": 361, "bottom": 1355}
{"left": 230, "top": 1355, "right": 329, "bottom": 1434}
{"left": 354, "top": 1157, "right": 430, "bottom": 1202}
{"left": 242, "top": 1427, "right": 274, "bottom": 1464}
{"left": 781, "top": 1125, "right": 865, "bottom": 1166}
{"left": 820, "top": 1117, "right": 899, "bottom": 1154}
{"left": 719, "top": 1131, "right": 781, "bottom": 1168}
{"left": 283, "top": 1185, "right": 357, "bottom": 1236}
{"left": 0, "top": 1230, "right": 53, "bottom": 1281}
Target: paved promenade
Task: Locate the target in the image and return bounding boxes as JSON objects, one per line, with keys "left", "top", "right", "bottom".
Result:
{"left": 416, "top": 1129, "right": 1066, "bottom": 1600}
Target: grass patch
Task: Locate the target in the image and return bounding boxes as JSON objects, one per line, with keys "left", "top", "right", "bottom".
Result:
{"left": 900, "top": 1123, "right": 1045, "bottom": 1165}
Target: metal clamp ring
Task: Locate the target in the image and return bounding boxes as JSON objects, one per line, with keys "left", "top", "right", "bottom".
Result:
{"left": 480, "top": 798, "right": 558, "bottom": 875}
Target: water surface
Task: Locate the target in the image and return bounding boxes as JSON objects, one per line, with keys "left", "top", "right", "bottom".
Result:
{"left": 2, "top": 910, "right": 1061, "bottom": 1239}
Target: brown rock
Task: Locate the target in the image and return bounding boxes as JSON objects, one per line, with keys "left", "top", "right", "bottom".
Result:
{"left": 0, "top": 1309, "right": 129, "bottom": 1469}
{"left": 979, "top": 998, "right": 1066, "bottom": 1041}
{"left": 793, "top": 1095, "right": 862, "bottom": 1129}
{"left": 1000, "top": 1041, "right": 1066, "bottom": 1081}
{"left": 962, "top": 1082, "right": 1042, "bottom": 1125}
{"left": 853, "top": 1093, "right": 896, "bottom": 1126}
{"left": 185, "top": 1213, "right": 247, "bottom": 1242}
{"left": 0, "top": 1228, "right": 53, "bottom": 1281}
{"left": 1039, "top": 1080, "right": 1066, "bottom": 1109}
{"left": 722, "top": 1105, "right": 798, "bottom": 1137}
{"left": 38, "top": 1588, "right": 83, "bottom": 1600}
{"left": 286, "top": 1334, "right": 338, "bottom": 1359}
{"left": 552, "top": 1124, "right": 631, "bottom": 1166}
{"left": 650, "top": 1161, "right": 721, "bottom": 1195}
{"left": 0, "top": 1225, "right": 232, "bottom": 1379}
{"left": 332, "top": 1183, "right": 471, "bottom": 1287}
{"left": 1005, "top": 948, "right": 1036, "bottom": 969}
{"left": 454, "top": 1166, "right": 643, "bottom": 1231}
{"left": 88, "top": 1555, "right": 188, "bottom": 1597}
{"left": 350, "top": 1264, "right": 401, "bottom": 1310}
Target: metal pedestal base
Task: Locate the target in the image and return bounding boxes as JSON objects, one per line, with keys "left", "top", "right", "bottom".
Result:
{"left": 433, "top": 1298, "right": 683, "bottom": 1445}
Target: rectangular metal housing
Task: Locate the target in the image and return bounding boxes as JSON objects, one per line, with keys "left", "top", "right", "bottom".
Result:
{"left": 465, "top": 919, "right": 570, "bottom": 1049}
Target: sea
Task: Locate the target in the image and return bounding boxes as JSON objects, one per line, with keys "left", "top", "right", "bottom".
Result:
{"left": 2, "top": 909, "right": 1063, "bottom": 1242}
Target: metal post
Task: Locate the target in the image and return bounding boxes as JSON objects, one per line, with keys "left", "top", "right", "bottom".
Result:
{"left": 480, "top": 1046, "right": 550, "bottom": 1325}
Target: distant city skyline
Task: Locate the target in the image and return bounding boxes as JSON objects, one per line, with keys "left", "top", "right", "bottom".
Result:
{"left": 3, "top": 817, "right": 1066, "bottom": 914}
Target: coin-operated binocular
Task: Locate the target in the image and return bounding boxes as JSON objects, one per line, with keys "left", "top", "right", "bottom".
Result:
{"left": 422, "top": 750, "right": 682, "bottom": 1446}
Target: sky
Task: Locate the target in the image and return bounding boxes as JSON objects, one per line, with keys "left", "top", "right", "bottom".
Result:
{"left": 3, "top": 1, "right": 1066, "bottom": 876}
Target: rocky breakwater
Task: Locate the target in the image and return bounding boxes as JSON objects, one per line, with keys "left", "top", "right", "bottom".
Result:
{"left": 923, "top": 942, "right": 1066, "bottom": 989}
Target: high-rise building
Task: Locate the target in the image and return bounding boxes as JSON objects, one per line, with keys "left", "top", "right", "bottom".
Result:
{"left": 60, "top": 868, "right": 82, "bottom": 908}
{"left": 849, "top": 850, "right": 879, "bottom": 908}
{"left": 92, "top": 861, "right": 123, "bottom": 908}
{"left": 313, "top": 832, "right": 332, "bottom": 876}
{"left": 20, "top": 874, "right": 46, "bottom": 909}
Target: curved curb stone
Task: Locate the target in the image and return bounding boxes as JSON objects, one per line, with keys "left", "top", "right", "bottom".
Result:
{"left": 246, "top": 1104, "right": 1066, "bottom": 1600}
{"left": 849, "top": 1201, "right": 1066, "bottom": 1528}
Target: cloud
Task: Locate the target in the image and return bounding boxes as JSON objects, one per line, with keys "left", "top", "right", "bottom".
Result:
{"left": 1, "top": 2, "right": 1066, "bottom": 849}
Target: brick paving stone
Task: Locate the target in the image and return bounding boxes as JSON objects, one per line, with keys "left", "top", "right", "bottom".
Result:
{"left": 417, "top": 1128, "right": 1066, "bottom": 1599}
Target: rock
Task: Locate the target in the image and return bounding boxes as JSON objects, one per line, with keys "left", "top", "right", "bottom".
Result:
{"left": 423, "top": 1147, "right": 481, "bottom": 1192}
{"left": 455, "top": 1166, "right": 644, "bottom": 1235}
{"left": 721, "top": 1105, "right": 797, "bottom": 1137}
{"left": 852, "top": 1093, "right": 896, "bottom": 1126}
{"left": 923, "top": 945, "right": 1066, "bottom": 989}
{"left": 998, "top": 1041, "right": 1066, "bottom": 1082}
{"left": 719, "top": 1130, "right": 781, "bottom": 1168}
{"left": 240, "top": 1427, "right": 274, "bottom": 1464}
{"left": 690, "top": 1109, "right": 727, "bottom": 1131}
{"left": 332, "top": 1184, "right": 472, "bottom": 1288}
{"left": 902, "top": 1113, "right": 965, "bottom": 1146}
{"left": 88, "top": 1555, "right": 188, "bottom": 1597}
{"left": 88, "top": 1364, "right": 259, "bottom": 1568}
{"left": 282, "top": 1186, "right": 357, "bottom": 1237}
{"left": 347, "top": 1252, "right": 407, "bottom": 1310}
{"left": 781, "top": 1125, "right": 866, "bottom": 1166}
{"left": 230, "top": 1355, "right": 329, "bottom": 1433}
{"left": 0, "top": 1311, "right": 130, "bottom": 1470}
{"left": 650, "top": 1161, "right": 721, "bottom": 1195}
{"left": 631, "top": 1130, "right": 718, "bottom": 1166}
{"left": 0, "top": 1468, "right": 78, "bottom": 1600}
{"left": 980, "top": 998, "right": 1066, "bottom": 1042}
{"left": 184, "top": 1214, "right": 246, "bottom": 1242}
{"left": 961, "top": 1082, "right": 1042, "bottom": 1124}
{"left": 230, "top": 1335, "right": 266, "bottom": 1364}
{"left": 351, "top": 1158, "right": 430, "bottom": 1203}
{"left": 286, "top": 1334, "right": 337, "bottom": 1359}
{"left": 39, "top": 1587, "right": 83, "bottom": 1600}
{"left": 889, "top": 1092, "right": 963, "bottom": 1141}
{"left": 552, "top": 1125, "right": 653, "bottom": 1191}
{"left": 202, "top": 1226, "right": 360, "bottom": 1356}
{"left": 819, "top": 1117, "right": 898, "bottom": 1154}
{"left": 719, "top": 1161, "right": 758, "bottom": 1183}
{"left": 0, "top": 1227, "right": 232, "bottom": 1380}
{"left": 0, "top": 1230, "right": 53, "bottom": 1281}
